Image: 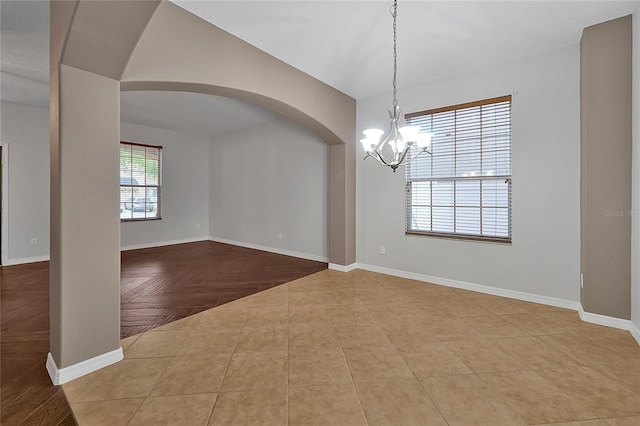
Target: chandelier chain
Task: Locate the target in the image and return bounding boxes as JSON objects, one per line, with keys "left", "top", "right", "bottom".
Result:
{"left": 392, "top": 0, "right": 398, "bottom": 106}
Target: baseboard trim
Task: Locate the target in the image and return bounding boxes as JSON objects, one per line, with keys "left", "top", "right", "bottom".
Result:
{"left": 356, "top": 262, "right": 580, "bottom": 311}
{"left": 630, "top": 321, "right": 640, "bottom": 345}
{"left": 209, "top": 237, "right": 329, "bottom": 263}
{"left": 121, "top": 237, "right": 209, "bottom": 251}
{"left": 46, "top": 347, "right": 123, "bottom": 385}
{"left": 328, "top": 263, "right": 358, "bottom": 273}
{"left": 3, "top": 255, "right": 50, "bottom": 266}
{"left": 577, "top": 305, "right": 632, "bottom": 331}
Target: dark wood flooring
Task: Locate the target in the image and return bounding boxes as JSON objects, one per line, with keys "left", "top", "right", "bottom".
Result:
{"left": 1, "top": 241, "right": 326, "bottom": 425}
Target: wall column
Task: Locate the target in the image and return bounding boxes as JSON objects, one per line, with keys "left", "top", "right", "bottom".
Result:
{"left": 49, "top": 63, "right": 122, "bottom": 381}
{"left": 580, "top": 16, "right": 632, "bottom": 319}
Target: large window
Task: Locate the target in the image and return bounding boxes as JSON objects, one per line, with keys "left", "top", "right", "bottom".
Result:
{"left": 405, "top": 95, "right": 511, "bottom": 243}
{"left": 120, "top": 142, "right": 162, "bottom": 221}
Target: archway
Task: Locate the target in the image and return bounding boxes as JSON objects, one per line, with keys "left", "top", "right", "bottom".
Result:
{"left": 48, "top": 0, "right": 355, "bottom": 383}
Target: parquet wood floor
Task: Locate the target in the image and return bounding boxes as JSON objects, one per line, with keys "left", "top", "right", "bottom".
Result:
{"left": 0, "top": 241, "right": 326, "bottom": 425}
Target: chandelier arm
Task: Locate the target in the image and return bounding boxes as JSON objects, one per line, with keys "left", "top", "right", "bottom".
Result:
{"left": 370, "top": 148, "right": 396, "bottom": 167}
{"left": 402, "top": 148, "right": 432, "bottom": 167}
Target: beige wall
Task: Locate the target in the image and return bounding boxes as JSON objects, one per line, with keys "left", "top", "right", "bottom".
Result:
{"left": 50, "top": 0, "right": 357, "bottom": 377}
{"left": 580, "top": 16, "right": 633, "bottom": 320}
{"left": 51, "top": 64, "right": 122, "bottom": 367}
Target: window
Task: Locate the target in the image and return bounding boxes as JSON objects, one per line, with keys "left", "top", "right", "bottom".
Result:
{"left": 120, "top": 141, "right": 162, "bottom": 221}
{"left": 405, "top": 95, "right": 511, "bottom": 243}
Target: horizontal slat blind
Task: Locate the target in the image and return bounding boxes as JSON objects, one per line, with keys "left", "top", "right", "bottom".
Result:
{"left": 120, "top": 141, "right": 163, "bottom": 221}
{"left": 405, "top": 96, "right": 511, "bottom": 242}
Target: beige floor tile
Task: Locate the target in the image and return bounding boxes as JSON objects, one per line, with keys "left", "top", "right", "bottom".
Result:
{"left": 604, "top": 417, "right": 640, "bottom": 425}
{"left": 397, "top": 342, "right": 473, "bottom": 378}
{"left": 343, "top": 343, "right": 413, "bottom": 382}
{"left": 537, "top": 366, "right": 640, "bottom": 418}
{"left": 70, "top": 399, "right": 143, "bottom": 425}
{"left": 462, "top": 314, "right": 529, "bottom": 338}
{"left": 120, "top": 334, "right": 141, "bottom": 351}
{"left": 444, "top": 339, "right": 527, "bottom": 373}
{"left": 538, "top": 334, "right": 628, "bottom": 366}
{"left": 249, "top": 289, "right": 288, "bottom": 307}
{"left": 355, "top": 379, "right": 447, "bottom": 426}
{"left": 62, "top": 369, "right": 103, "bottom": 402}
{"left": 288, "top": 290, "right": 324, "bottom": 307}
{"left": 194, "top": 310, "right": 247, "bottom": 331}
{"left": 74, "top": 358, "right": 173, "bottom": 401}
{"left": 531, "top": 420, "right": 607, "bottom": 426}
{"left": 288, "top": 384, "right": 367, "bottom": 426}
{"left": 209, "top": 388, "right": 287, "bottom": 426}
{"left": 582, "top": 330, "right": 640, "bottom": 357}
{"left": 153, "top": 314, "right": 199, "bottom": 332}
{"left": 221, "top": 351, "right": 287, "bottom": 392}
{"left": 439, "top": 298, "right": 493, "bottom": 317}
{"left": 288, "top": 323, "right": 341, "bottom": 351}
{"left": 150, "top": 354, "right": 231, "bottom": 396}
{"left": 334, "top": 322, "right": 390, "bottom": 347}
{"left": 499, "top": 313, "right": 570, "bottom": 335}
{"left": 124, "top": 330, "right": 188, "bottom": 358}
{"left": 178, "top": 329, "right": 239, "bottom": 356}
{"left": 429, "top": 316, "right": 485, "bottom": 341}
{"left": 326, "top": 304, "right": 376, "bottom": 326}
{"left": 473, "top": 296, "right": 535, "bottom": 315}
{"left": 288, "top": 306, "right": 332, "bottom": 324}
{"left": 234, "top": 326, "right": 288, "bottom": 352}
{"left": 420, "top": 374, "right": 527, "bottom": 426}
{"left": 494, "top": 336, "right": 582, "bottom": 369}
{"left": 243, "top": 307, "right": 288, "bottom": 327}
{"left": 128, "top": 394, "right": 217, "bottom": 426}
{"left": 478, "top": 370, "right": 595, "bottom": 424}
{"left": 590, "top": 359, "right": 640, "bottom": 393}
{"left": 289, "top": 348, "right": 352, "bottom": 386}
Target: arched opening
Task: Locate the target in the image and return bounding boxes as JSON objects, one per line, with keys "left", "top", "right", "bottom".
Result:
{"left": 49, "top": 0, "right": 354, "bottom": 381}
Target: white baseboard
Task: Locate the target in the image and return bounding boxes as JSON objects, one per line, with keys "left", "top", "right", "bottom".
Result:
{"left": 577, "top": 305, "right": 633, "bottom": 331}
{"left": 121, "top": 237, "right": 209, "bottom": 251}
{"left": 46, "top": 347, "right": 123, "bottom": 385}
{"left": 356, "top": 262, "right": 580, "bottom": 311}
{"left": 209, "top": 237, "right": 329, "bottom": 263}
{"left": 328, "top": 263, "right": 358, "bottom": 272}
{"left": 3, "top": 255, "right": 50, "bottom": 266}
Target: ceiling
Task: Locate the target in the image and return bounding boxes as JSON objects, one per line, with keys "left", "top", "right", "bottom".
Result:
{"left": 1, "top": 0, "right": 638, "bottom": 137}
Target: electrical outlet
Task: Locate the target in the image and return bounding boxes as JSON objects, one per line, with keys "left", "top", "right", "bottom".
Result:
{"left": 379, "top": 245, "right": 386, "bottom": 255}
{"left": 196, "top": 224, "right": 200, "bottom": 230}
{"left": 278, "top": 233, "right": 283, "bottom": 240}
{"left": 30, "top": 237, "right": 38, "bottom": 246}
{"left": 580, "top": 273, "right": 584, "bottom": 288}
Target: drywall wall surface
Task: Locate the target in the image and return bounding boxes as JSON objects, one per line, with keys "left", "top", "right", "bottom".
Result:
{"left": 581, "top": 16, "right": 632, "bottom": 320}
{"left": 51, "top": 64, "right": 121, "bottom": 368}
{"left": 631, "top": 6, "right": 640, "bottom": 331}
{"left": 357, "top": 44, "right": 581, "bottom": 302}
{"left": 209, "top": 118, "right": 328, "bottom": 260}
{"left": 120, "top": 121, "right": 210, "bottom": 247}
{"left": 0, "top": 101, "right": 50, "bottom": 263}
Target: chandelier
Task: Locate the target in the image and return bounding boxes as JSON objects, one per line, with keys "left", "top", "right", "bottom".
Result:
{"left": 361, "top": 0, "right": 432, "bottom": 172}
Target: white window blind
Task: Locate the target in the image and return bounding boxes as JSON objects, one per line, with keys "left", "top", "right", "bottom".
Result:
{"left": 120, "top": 141, "right": 162, "bottom": 221}
{"left": 405, "top": 95, "right": 512, "bottom": 243}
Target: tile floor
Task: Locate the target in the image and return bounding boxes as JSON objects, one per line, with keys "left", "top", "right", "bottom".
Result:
{"left": 63, "top": 269, "right": 640, "bottom": 425}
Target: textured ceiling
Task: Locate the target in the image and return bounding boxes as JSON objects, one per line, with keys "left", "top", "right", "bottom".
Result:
{"left": 1, "top": 0, "right": 638, "bottom": 136}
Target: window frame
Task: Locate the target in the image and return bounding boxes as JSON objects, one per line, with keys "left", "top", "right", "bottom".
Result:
{"left": 119, "top": 141, "right": 163, "bottom": 222}
{"left": 404, "top": 95, "right": 512, "bottom": 244}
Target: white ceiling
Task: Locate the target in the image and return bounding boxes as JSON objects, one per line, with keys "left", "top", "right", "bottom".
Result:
{"left": 1, "top": 0, "right": 638, "bottom": 137}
